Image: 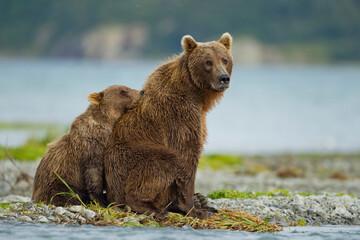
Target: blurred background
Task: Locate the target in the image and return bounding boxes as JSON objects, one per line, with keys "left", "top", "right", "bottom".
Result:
{"left": 0, "top": 0, "right": 359, "bottom": 196}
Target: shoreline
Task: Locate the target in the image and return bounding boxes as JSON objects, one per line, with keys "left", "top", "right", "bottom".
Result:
{"left": 1, "top": 194, "right": 359, "bottom": 228}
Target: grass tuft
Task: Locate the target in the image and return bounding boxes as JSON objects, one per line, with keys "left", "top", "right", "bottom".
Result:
{"left": 207, "top": 189, "right": 315, "bottom": 199}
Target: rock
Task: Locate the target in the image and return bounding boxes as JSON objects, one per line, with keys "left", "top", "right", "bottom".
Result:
{"left": 312, "top": 219, "right": 322, "bottom": 226}
{"left": 292, "top": 194, "right": 305, "bottom": 204}
{"left": 83, "top": 209, "right": 96, "bottom": 219}
{"left": 0, "top": 195, "right": 31, "bottom": 203}
{"left": 68, "top": 205, "right": 84, "bottom": 213}
{"left": 331, "top": 207, "right": 352, "bottom": 219}
{"left": 47, "top": 216, "right": 56, "bottom": 222}
{"left": 54, "top": 207, "right": 66, "bottom": 216}
{"left": 65, "top": 211, "right": 76, "bottom": 218}
{"left": 38, "top": 216, "right": 50, "bottom": 223}
{"left": 19, "top": 216, "right": 33, "bottom": 222}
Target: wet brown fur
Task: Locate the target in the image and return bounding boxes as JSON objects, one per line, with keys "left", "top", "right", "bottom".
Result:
{"left": 32, "top": 85, "right": 141, "bottom": 206}
{"left": 104, "top": 33, "right": 233, "bottom": 218}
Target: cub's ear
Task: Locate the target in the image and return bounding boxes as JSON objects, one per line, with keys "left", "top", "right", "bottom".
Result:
{"left": 219, "top": 32, "right": 232, "bottom": 50}
{"left": 181, "top": 35, "right": 198, "bottom": 53}
{"left": 87, "top": 92, "right": 103, "bottom": 105}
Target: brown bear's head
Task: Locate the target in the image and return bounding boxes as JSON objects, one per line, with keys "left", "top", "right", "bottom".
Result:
{"left": 87, "top": 85, "right": 141, "bottom": 121}
{"left": 182, "top": 33, "right": 233, "bottom": 92}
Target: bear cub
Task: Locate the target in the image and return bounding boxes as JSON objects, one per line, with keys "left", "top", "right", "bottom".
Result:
{"left": 32, "top": 85, "right": 141, "bottom": 207}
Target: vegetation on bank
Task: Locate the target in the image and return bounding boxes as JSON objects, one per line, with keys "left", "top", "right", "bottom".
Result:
{"left": 0, "top": 201, "right": 282, "bottom": 232}
{"left": 207, "top": 189, "right": 310, "bottom": 200}
{"left": 0, "top": 126, "right": 62, "bottom": 161}
{"left": 206, "top": 189, "right": 355, "bottom": 199}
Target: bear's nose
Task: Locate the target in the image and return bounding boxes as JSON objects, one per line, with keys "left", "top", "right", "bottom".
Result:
{"left": 219, "top": 74, "right": 230, "bottom": 84}
{"left": 140, "top": 90, "right": 145, "bottom": 96}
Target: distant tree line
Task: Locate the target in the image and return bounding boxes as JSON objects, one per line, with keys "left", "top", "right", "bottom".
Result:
{"left": 0, "top": 0, "right": 359, "bottom": 61}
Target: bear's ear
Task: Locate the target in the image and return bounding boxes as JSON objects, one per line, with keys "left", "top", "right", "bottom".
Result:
{"left": 219, "top": 32, "right": 232, "bottom": 50}
{"left": 181, "top": 35, "right": 198, "bottom": 53}
{"left": 87, "top": 92, "right": 102, "bottom": 105}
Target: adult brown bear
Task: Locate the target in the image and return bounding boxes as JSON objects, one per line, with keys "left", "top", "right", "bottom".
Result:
{"left": 104, "top": 33, "right": 233, "bottom": 218}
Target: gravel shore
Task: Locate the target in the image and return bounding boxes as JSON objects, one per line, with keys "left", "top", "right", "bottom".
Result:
{"left": 208, "top": 194, "right": 360, "bottom": 226}
{"left": 1, "top": 194, "right": 359, "bottom": 227}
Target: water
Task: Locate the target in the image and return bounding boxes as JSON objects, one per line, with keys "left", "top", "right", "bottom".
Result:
{"left": 0, "top": 221, "right": 359, "bottom": 240}
{"left": 0, "top": 58, "right": 360, "bottom": 154}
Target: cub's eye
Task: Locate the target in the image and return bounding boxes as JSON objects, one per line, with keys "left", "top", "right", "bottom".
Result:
{"left": 205, "top": 60, "right": 213, "bottom": 66}
{"left": 222, "top": 59, "right": 228, "bottom": 65}
{"left": 120, "top": 90, "right": 126, "bottom": 96}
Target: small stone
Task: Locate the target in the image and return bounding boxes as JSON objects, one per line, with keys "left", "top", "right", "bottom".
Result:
{"left": 312, "top": 220, "right": 322, "bottom": 226}
{"left": 331, "top": 207, "right": 352, "bottom": 219}
{"left": 47, "top": 216, "right": 56, "bottom": 222}
{"left": 65, "top": 211, "right": 76, "bottom": 218}
{"left": 54, "top": 207, "right": 66, "bottom": 216}
{"left": 19, "top": 216, "right": 33, "bottom": 222}
{"left": 38, "top": 216, "right": 50, "bottom": 223}
{"left": 83, "top": 209, "right": 96, "bottom": 219}
{"left": 68, "top": 205, "right": 84, "bottom": 213}
{"left": 292, "top": 195, "right": 304, "bottom": 204}
{"left": 77, "top": 216, "right": 86, "bottom": 224}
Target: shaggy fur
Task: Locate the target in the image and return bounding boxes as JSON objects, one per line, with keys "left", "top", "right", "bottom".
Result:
{"left": 32, "top": 85, "right": 141, "bottom": 206}
{"left": 104, "top": 33, "right": 233, "bottom": 219}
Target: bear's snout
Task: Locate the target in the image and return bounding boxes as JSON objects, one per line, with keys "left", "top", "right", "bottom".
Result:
{"left": 218, "top": 74, "right": 230, "bottom": 88}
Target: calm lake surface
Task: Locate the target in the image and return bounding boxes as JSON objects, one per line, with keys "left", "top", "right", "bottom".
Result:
{"left": 0, "top": 58, "right": 360, "bottom": 154}
{"left": 1, "top": 220, "right": 360, "bottom": 240}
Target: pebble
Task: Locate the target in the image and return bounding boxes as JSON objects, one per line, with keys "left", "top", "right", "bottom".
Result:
{"left": 54, "top": 207, "right": 66, "bottom": 216}
{"left": 69, "top": 205, "right": 84, "bottom": 213}
{"left": 38, "top": 216, "right": 50, "bottom": 223}
{"left": 19, "top": 216, "right": 32, "bottom": 222}
{"left": 83, "top": 209, "right": 96, "bottom": 219}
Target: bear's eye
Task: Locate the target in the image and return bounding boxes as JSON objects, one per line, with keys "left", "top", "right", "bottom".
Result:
{"left": 120, "top": 90, "right": 127, "bottom": 96}
{"left": 222, "top": 59, "right": 228, "bottom": 65}
{"left": 205, "top": 60, "right": 213, "bottom": 66}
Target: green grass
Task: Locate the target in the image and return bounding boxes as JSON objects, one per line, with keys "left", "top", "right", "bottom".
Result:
{"left": 0, "top": 127, "right": 63, "bottom": 161}
{"left": 199, "top": 154, "right": 243, "bottom": 170}
{"left": 207, "top": 189, "right": 314, "bottom": 199}
{"left": 297, "top": 219, "right": 306, "bottom": 226}
{"left": 0, "top": 203, "right": 11, "bottom": 209}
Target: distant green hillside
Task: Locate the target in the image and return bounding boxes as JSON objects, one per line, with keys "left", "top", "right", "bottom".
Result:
{"left": 0, "top": 0, "right": 359, "bottom": 62}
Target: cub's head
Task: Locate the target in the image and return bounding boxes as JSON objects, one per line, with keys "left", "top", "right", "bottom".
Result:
{"left": 88, "top": 85, "right": 141, "bottom": 121}
{"left": 182, "top": 33, "right": 233, "bottom": 92}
